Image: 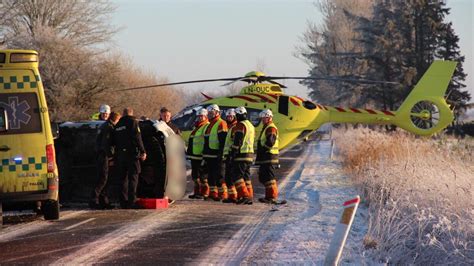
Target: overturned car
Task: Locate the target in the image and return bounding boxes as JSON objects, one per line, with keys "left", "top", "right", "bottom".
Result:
{"left": 55, "top": 119, "right": 186, "bottom": 203}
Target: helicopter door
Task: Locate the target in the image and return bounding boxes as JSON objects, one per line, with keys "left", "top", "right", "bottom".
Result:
{"left": 278, "top": 95, "right": 289, "bottom": 116}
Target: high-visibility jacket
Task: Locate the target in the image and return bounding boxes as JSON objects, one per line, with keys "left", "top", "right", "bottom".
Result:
{"left": 231, "top": 119, "right": 255, "bottom": 162}
{"left": 203, "top": 116, "right": 227, "bottom": 158}
{"left": 186, "top": 120, "right": 209, "bottom": 160}
{"left": 223, "top": 121, "right": 237, "bottom": 158}
{"left": 255, "top": 122, "right": 279, "bottom": 164}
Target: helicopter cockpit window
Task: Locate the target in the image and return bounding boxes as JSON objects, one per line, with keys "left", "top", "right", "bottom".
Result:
{"left": 172, "top": 105, "right": 264, "bottom": 130}
{"left": 171, "top": 105, "right": 205, "bottom": 131}
{"left": 219, "top": 106, "right": 262, "bottom": 127}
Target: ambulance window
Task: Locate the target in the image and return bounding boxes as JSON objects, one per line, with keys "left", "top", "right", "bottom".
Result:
{"left": 0, "top": 107, "right": 7, "bottom": 131}
{"left": 0, "top": 53, "right": 5, "bottom": 64}
{"left": 0, "top": 92, "right": 42, "bottom": 135}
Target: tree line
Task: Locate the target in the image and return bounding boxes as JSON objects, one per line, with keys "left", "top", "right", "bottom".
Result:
{"left": 299, "top": 0, "right": 470, "bottom": 121}
{"left": 0, "top": 0, "right": 185, "bottom": 121}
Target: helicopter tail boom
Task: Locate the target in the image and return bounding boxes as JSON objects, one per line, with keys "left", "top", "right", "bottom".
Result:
{"left": 318, "top": 60, "right": 457, "bottom": 136}
{"left": 393, "top": 60, "right": 457, "bottom": 135}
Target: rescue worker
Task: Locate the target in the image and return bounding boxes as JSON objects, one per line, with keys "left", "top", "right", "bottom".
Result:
{"left": 255, "top": 109, "right": 280, "bottom": 204}
{"left": 202, "top": 104, "right": 228, "bottom": 201}
{"left": 112, "top": 107, "right": 147, "bottom": 209}
{"left": 160, "top": 107, "right": 181, "bottom": 135}
{"left": 186, "top": 108, "right": 209, "bottom": 199}
{"left": 98, "top": 104, "right": 111, "bottom": 121}
{"left": 90, "top": 104, "right": 110, "bottom": 120}
{"left": 90, "top": 109, "right": 120, "bottom": 209}
{"left": 222, "top": 108, "right": 238, "bottom": 203}
{"left": 230, "top": 106, "right": 255, "bottom": 205}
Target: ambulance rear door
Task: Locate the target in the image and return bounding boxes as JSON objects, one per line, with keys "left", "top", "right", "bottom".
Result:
{"left": 0, "top": 65, "right": 51, "bottom": 197}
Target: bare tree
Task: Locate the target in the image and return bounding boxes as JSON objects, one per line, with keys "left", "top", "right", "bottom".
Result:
{"left": 297, "top": 0, "right": 374, "bottom": 107}
{"left": 0, "top": 0, "right": 187, "bottom": 121}
{"left": 0, "top": 0, "right": 117, "bottom": 47}
{"left": 109, "top": 59, "right": 186, "bottom": 120}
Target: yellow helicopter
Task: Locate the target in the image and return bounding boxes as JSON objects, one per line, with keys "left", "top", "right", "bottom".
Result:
{"left": 121, "top": 60, "right": 457, "bottom": 150}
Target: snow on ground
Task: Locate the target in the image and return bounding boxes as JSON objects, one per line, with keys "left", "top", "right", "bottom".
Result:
{"left": 236, "top": 140, "right": 369, "bottom": 264}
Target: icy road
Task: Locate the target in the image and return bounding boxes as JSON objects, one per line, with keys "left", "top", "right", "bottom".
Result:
{"left": 0, "top": 139, "right": 368, "bottom": 264}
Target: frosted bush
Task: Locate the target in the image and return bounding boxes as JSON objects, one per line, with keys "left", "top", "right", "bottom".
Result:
{"left": 334, "top": 128, "right": 474, "bottom": 264}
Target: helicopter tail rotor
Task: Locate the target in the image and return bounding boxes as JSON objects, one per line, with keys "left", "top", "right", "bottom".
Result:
{"left": 393, "top": 60, "right": 457, "bottom": 135}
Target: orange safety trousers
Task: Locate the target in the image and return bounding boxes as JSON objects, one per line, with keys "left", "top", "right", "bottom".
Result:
{"left": 264, "top": 180, "right": 278, "bottom": 199}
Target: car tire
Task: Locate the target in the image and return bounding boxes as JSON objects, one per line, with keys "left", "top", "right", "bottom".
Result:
{"left": 43, "top": 200, "right": 60, "bottom": 220}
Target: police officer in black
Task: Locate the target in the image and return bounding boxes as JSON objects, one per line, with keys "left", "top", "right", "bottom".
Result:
{"left": 90, "top": 107, "right": 120, "bottom": 209}
{"left": 113, "top": 107, "right": 147, "bottom": 209}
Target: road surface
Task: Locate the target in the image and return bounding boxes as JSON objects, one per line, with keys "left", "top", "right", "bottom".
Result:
{"left": 0, "top": 139, "right": 367, "bottom": 264}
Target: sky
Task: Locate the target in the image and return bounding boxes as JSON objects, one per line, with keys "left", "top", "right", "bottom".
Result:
{"left": 111, "top": 0, "right": 473, "bottom": 103}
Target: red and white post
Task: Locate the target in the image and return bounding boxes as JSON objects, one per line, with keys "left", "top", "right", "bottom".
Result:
{"left": 324, "top": 195, "right": 360, "bottom": 266}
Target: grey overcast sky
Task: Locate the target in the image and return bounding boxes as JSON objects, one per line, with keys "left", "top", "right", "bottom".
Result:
{"left": 111, "top": 0, "right": 473, "bottom": 103}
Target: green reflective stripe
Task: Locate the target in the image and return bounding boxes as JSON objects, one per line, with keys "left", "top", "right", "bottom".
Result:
{"left": 0, "top": 75, "right": 39, "bottom": 90}
{"left": 0, "top": 156, "right": 47, "bottom": 172}
{"left": 191, "top": 124, "right": 208, "bottom": 155}
{"left": 240, "top": 120, "right": 255, "bottom": 154}
{"left": 260, "top": 123, "right": 279, "bottom": 155}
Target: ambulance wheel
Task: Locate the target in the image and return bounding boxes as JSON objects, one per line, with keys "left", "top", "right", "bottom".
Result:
{"left": 43, "top": 200, "right": 60, "bottom": 220}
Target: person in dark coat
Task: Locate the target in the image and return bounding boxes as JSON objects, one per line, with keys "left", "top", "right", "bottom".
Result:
{"left": 112, "top": 107, "right": 147, "bottom": 209}
{"left": 159, "top": 107, "right": 181, "bottom": 135}
{"left": 90, "top": 109, "right": 120, "bottom": 209}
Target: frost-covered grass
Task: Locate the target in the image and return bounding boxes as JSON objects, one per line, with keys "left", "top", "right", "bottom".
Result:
{"left": 333, "top": 128, "right": 474, "bottom": 265}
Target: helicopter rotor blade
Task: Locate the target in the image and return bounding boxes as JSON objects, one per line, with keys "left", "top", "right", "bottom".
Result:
{"left": 220, "top": 77, "right": 249, "bottom": 87}
{"left": 264, "top": 76, "right": 400, "bottom": 85}
{"left": 267, "top": 80, "right": 287, "bottom": 88}
{"left": 118, "top": 77, "right": 244, "bottom": 92}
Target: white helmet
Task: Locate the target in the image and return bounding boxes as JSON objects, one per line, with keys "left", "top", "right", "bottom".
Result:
{"left": 225, "top": 108, "right": 236, "bottom": 116}
{"left": 99, "top": 104, "right": 111, "bottom": 114}
{"left": 206, "top": 104, "right": 220, "bottom": 113}
{"left": 259, "top": 109, "right": 273, "bottom": 118}
{"left": 196, "top": 108, "right": 208, "bottom": 116}
{"left": 235, "top": 106, "right": 247, "bottom": 115}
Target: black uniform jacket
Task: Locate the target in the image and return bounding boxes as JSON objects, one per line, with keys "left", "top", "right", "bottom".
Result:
{"left": 113, "top": 115, "right": 146, "bottom": 158}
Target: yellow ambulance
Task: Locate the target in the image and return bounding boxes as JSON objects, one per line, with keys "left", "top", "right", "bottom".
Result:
{"left": 0, "top": 50, "right": 59, "bottom": 222}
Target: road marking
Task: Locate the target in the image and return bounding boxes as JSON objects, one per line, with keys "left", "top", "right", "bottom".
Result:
{"left": 0, "top": 211, "right": 87, "bottom": 243}
{"left": 62, "top": 218, "right": 95, "bottom": 231}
